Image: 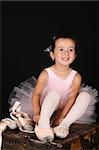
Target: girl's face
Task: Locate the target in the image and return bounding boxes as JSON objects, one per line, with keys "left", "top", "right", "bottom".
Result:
{"left": 50, "top": 38, "right": 76, "bottom": 66}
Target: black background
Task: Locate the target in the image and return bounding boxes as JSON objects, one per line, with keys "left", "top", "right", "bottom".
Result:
{"left": 1, "top": 1, "right": 99, "bottom": 120}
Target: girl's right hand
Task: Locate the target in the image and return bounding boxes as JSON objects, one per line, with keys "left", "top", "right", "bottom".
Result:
{"left": 33, "top": 114, "right": 40, "bottom": 123}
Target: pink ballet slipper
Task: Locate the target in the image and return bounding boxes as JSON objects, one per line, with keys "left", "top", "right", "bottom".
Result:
{"left": 17, "top": 112, "right": 33, "bottom": 131}
{"left": 53, "top": 126, "right": 69, "bottom": 138}
{"left": 34, "top": 124, "right": 54, "bottom": 142}
{"left": 0, "top": 118, "right": 17, "bottom": 150}
{"left": 10, "top": 101, "right": 34, "bottom": 133}
{"left": 0, "top": 118, "right": 17, "bottom": 131}
{"left": 10, "top": 111, "right": 34, "bottom": 133}
{"left": 0, "top": 121, "right": 8, "bottom": 132}
{"left": 10, "top": 101, "right": 21, "bottom": 112}
{"left": 0, "top": 121, "right": 8, "bottom": 150}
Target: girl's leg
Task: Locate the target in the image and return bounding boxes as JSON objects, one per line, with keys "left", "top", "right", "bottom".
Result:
{"left": 34, "top": 90, "right": 61, "bottom": 142}
{"left": 38, "top": 90, "right": 61, "bottom": 129}
{"left": 60, "top": 91, "right": 91, "bottom": 127}
{"left": 54, "top": 91, "right": 91, "bottom": 138}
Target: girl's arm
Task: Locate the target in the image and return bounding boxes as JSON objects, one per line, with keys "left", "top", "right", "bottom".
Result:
{"left": 53, "top": 72, "right": 82, "bottom": 125}
{"left": 32, "top": 70, "right": 48, "bottom": 123}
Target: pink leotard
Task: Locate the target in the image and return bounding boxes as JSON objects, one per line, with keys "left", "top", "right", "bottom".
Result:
{"left": 40, "top": 67, "right": 77, "bottom": 109}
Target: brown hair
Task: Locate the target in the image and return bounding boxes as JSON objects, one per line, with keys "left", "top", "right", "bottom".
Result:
{"left": 50, "top": 35, "right": 79, "bottom": 54}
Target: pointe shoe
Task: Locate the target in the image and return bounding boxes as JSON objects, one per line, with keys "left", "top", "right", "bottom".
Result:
{"left": 17, "top": 112, "right": 33, "bottom": 131}
{"left": 0, "top": 120, "right": 8, "bottom": 132}
{"left": 0, "top": 118, "right": 17, "bottom": 131}
{"left": 10, "top": 101, "right": 34, "bottom": 133}
{"left": 34, "top": 124, "right": 54, "bottom": 142}
{"left": 10, "top": 101, "right": 21, "bottom": 112}
{"left": 10, "top": 112, "right": 34, "bottom": 133}
{"left": 0, "top": 118, "right": 17, "bottom": 150}
{"left": 53, "top": 126, "right": 69, "bottom": 138}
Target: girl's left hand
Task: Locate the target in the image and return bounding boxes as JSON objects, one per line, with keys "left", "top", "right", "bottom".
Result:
{"left": 52, "top": 115, "right": 63, "bottom": 126}
{"left": 33, "top": 114, "right": 40, "bottom": 123}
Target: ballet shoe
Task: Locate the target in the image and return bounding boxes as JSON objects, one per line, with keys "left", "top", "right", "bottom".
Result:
{"left": 0, "top": 120, "right": 8, "bottom": 132}
{"left": 53, "top": 126, "right": 69, "bottom": 138}
{"left": 0, "top": 118, "right": 17, "bottom": 131}
{"left": 17, "top": 112, "right": 33, "bottom": 131}
{"left": 34, "top": 124, "right": 54, "bottom": 142}
{"left": 10, "top": 112, "right": 34, "bottom": 133}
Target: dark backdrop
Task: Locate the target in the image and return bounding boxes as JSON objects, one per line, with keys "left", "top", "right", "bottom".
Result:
{"left": 1, "top": 1, "right": 99, "bottom": 120}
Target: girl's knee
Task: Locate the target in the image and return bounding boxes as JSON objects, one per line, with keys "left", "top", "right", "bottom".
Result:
{"left": 79, "top": 91, "right": 90, "bottom": 97}
{"left": 78, "top": 91, "right": 91, "bottom": 102}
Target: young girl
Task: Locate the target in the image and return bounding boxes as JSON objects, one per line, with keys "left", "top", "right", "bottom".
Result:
{"left": 8, "top": 35, "right": 98, "bottom": 142}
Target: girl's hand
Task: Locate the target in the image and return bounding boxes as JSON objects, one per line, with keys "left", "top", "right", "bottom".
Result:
{"left": 52, "top": 114, "right": 64, "bottom": 126}
{"left": 33, "top": 114, "right": 40, "bottom": 123}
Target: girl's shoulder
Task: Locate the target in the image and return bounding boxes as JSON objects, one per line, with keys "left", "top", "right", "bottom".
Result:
{"left": 71, "top": 68, "right": 81, "bottom": 76}
{"left": 72, "top": 70, "right": 82, "bottom": 85}
{"left": 43, "top": 66, "right": 53, "bottom": 74}
{"left": 70, "top": 68, "right": 82, "bottom": 82}
{"left": 37, "top": 69, "right": 49, "bottom": 86}
{"left": 39, "top": 69, "right": 48, "bottom": 78}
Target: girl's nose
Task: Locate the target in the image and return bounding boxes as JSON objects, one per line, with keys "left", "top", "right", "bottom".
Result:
{"left": 63, "top": 50, "right": 69, "bottom": 54}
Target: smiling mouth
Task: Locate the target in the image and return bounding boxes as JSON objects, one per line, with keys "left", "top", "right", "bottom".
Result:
{"left": 62, "top": 57, "right": 69, "bottom": 61}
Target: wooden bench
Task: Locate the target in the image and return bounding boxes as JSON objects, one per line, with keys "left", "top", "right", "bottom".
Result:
{"left": 2, "top": 122, "right": 99, "bottom": 150}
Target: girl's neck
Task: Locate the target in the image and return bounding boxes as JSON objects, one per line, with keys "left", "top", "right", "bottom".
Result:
{"left": 53, "top": 64, "right": 70, "bottom": 73}
{"left": 51, "top": 64, "right": 72, "bottom": 79}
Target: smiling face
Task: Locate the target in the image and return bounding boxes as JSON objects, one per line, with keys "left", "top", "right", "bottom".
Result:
{"left": 50, "top": 38, "right": 76, "bottom": 67}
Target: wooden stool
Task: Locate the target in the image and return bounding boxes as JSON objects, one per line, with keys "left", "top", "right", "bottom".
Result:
{"left": 2, "top": 122, "right": 99, "bottom": 150}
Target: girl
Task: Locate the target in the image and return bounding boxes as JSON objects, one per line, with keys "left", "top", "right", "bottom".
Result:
{"left": 8, "top": 35, "right": 98, "bottom": 142}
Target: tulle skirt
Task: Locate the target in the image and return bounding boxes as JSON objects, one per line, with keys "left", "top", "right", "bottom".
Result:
{"left": 8, "top": 76, "right": 98, "bottom": 124}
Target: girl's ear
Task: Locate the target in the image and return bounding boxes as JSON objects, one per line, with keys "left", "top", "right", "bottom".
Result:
{"left": 50, "top": 51, "right": 55, "bottom": 61}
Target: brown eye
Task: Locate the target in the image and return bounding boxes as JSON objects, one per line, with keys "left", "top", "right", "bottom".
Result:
{"left": 69, "top": 49, "right": 75, "bottom": 52}
{"left": 60, "top": 48, "right": 63, "bottom": 51}
{"left": 70, "top": 49, "right": 73, "bottom": 51}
